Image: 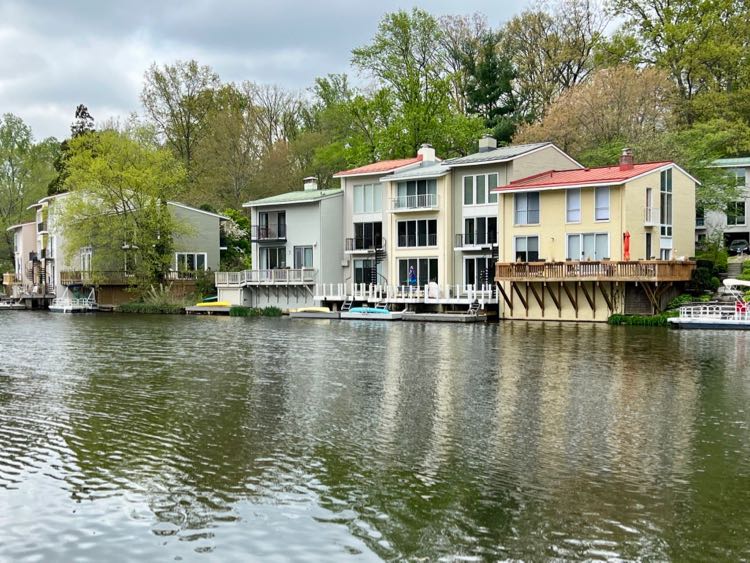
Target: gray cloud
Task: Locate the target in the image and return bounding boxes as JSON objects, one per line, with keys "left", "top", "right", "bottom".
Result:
{"left": 0, "top": 0, "right": 531, "bottom": 140}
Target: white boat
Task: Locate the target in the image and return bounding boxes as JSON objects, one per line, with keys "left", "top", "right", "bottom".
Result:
{"left": 49, "top": 288, "right": 98, "bottom": 313}
{"left": 669, "top": 279, "right": 750, "bottom": 330}
{"left": 340, "top": 305, "right": 403, "bottom": 321}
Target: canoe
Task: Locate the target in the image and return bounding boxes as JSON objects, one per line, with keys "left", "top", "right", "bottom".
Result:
{"left": 195, "top": 301, "right": 231, "bottom": 307}
{"left": 292, "top": 306, "right": 331, "bottom": 313}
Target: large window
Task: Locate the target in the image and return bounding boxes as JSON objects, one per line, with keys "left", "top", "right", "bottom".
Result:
{"left": 660, "top": 169, "right": 673, "bottom": 236}
{"left": 464, "top": 257, "right": 494, "bottom": 286}
{"left": 463, "top": 216, "right": 497, "bottom": 245}
{"left": 353, "top": 222, "right": 383, "bottom": 249}
{"left": 566, "top": 188, "right": 581, "bottom": 222}
{"left": 514, "top": 192, "right": 540, "bottom": 225}
{"left": 353, "top": 183, "right": 383, "bottom": 214}
{"left": 260, "top": 247, "right": 285, "bottom": 270}
{"left": 594, "top": 187, "right": 610, "bottom": 221}
{"left": 566, "top": 233, "right": 609, "bottom": 261}
{"left": 354, "top": 259, "right": 381, "bottom": 284}
{"left": 293, "top": 246, "right": 313, "bottom": 269}
{"left": 395, "top": 179, "right": 437, "bottom": 208}
{"left": 514, "top": 236, "right": 539, "bottom": 261}
{"left": 463, "top": 173, "right": 499, "bottom": 205}
{"left": 397, "top": 219, "right": 437, "bottom": 247}
{"left": 81, "top": 247, "right": 93, "bottom": 272}
{"left": 727, "top": 201, "right": 746, "bottom": 226}
{"left": 176, "top": 252, "right": 207, "bottom": 271}
{"left": 398, "top": 258, "right": 438, "bottom": 286}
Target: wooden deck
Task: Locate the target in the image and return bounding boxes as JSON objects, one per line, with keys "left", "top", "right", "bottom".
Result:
{"left": 495, "top": 260, "right": 695, "bottom": 283}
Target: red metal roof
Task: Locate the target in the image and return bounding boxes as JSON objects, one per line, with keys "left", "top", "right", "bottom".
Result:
{"left": 335, "top": 155, "right": 422, "bottom": 177}
{"left": 496, "top": 161, "right": 672, "bottom": 191}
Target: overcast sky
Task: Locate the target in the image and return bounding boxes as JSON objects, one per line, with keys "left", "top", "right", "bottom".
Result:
{"left": 0, "top": 0, "right": 532, "bottom": 140}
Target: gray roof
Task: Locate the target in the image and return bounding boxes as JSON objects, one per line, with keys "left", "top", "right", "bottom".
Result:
{"left": 243, "top": 188, "right": 342, "bottom": 208}
{"left": 711, "top": 157, "right": 750, "bottom": 168}
{"left": 380, "top": 161, "right": 449, "bottom": 182}
{"left": 441, "top": 142, "right": 552, "bottom": 166}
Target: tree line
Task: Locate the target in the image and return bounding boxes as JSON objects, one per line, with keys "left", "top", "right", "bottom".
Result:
{"left": 2, "top": 0, "right": 749, "bottom": 273}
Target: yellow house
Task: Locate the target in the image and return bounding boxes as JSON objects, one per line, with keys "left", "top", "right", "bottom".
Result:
{"left": 494, "top": 150, "right": 697, "bottom": 321}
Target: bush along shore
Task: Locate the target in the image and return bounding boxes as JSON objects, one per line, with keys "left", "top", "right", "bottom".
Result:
{"left": 117, "top": 302, "right": 186, "bottom": 314}
{"left": 607, "top": 293, "right": 713, "bottom": 327}
{"left": 229, "top": 306, "right": 282, "bottom": 317}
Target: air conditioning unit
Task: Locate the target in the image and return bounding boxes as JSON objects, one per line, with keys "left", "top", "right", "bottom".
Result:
{"left": 340, "top": 259, "right": 349, "bottom": 267}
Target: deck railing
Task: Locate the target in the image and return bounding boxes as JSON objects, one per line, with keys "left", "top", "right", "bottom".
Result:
{"left": 390, "top": 193, "right": 438, "bottom": 211}
{"left": 495, "top": 260, "right": 695, "bottom": 283}
{"left": 61, "top": 270, "right": 198, "bottom": 285}
{"left": 678, "top": 303, "right": 749, "bottom": 321}
{"left": 215, "top": 268, "right": 317, "bottom": 286}
{"left": 251, "top": 225, "right": 287, "bottom": 241}
{"left": 455, "top": 231, "right": 498, "bottom": 247}
{"left": 314, "top": 282, "right": 497, "bottom": 305}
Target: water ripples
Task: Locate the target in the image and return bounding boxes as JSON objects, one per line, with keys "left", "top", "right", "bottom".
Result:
{"left": 1, "top": 312, "right": 750, "bottom": 560}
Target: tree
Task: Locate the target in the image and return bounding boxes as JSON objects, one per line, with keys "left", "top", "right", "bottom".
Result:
{"left": 48, "top": 104, "right": 95, "bottom": 195}
{"left": 141, "top": 60, "right": 220, "bottom": 175}
{"left": 607, "top": 0, "right": 750, "bottom": 101}
{"left": 60, "top": 128, "right": 187, "bottom": 289}
{"left": 503, "top": 0, "right": 607, "bottom": 119}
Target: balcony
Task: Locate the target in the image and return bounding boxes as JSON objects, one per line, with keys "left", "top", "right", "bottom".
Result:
{"left": 397, "top": 234, "right": 437, "bottom": 247}
{"left": 61, "top": 270, "right": 199, "bottom": 286}
{"left": 644, "top": 206, "right": 659, "bottom": 227}
{"left": 251, "top": 224, "right": 287, "bottom": 242}
{"left": 390, "top": 194, "right": 438, "bottom": 212}
{"left": 215, "top": 268, "right": 317, "bottom": 287}
{"left": 455, "top": 231, "right": 498, "bottom": 248}
{"left": 345, "top": 236, "right": 385, "bottom": 253}
{"left": 495, "top": 260, "right": 696, "bottom": 283}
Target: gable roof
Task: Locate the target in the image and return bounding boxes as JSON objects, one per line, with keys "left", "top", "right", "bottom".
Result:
{"left": 334, "top": 156, "right": 423, "bottom": 178}
{"left": 495, "top": 161, "right": 686, "bottom": 193}
{"left": 167, "top": 201, "right": 230, "bottom": 221}
{"left": 381, "top": 161, "right": 449, "bottom": 182}
{"left": 243, "top": 188, "right": 343, "bottom": 208}
{"left": 441, "top": 142, "right": 562, "bottom": 167}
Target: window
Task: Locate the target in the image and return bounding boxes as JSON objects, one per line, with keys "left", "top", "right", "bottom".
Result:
{"left": 353, "top": 183, "right": 383, "bottom": 213}
{"left": 733, "top": 168, "right": 746, "bottom": 187}
{"left": 514, "top": 192, "right": 540, "bottom": 225}
{"left": 353, "top": 222, "right": 383, "bottom": 250}
{"left": 398, "top": 258, "right": 438, "bottom": 286}
{"left": 566, "top": 188, "right": 581, "bottom": 222}
{"left": 464, "top": 257, "right": 494, "bottom": 286}
{"left": 660, "top": 169, "right": 673, "bottom": 236}
{"left": 397, "top": 219, "right": 437, "bottom": 247}
{"left": 293, "top": 246, "right": 313, "bottom": 268}
{"left": 175, "top": 252, "right": 207, "bottom": 271}
{"left": 595, "top": 187, "right": 610, "bottom": 221}
{"left": 566, "top": 234, "right": 609, "bottom": 260}
{"left": 260, "top": 247, "right": 285, "bottom": 270}
{"left": 463, "top": 217, "right": 497, "bottom": 245}
{"left": 81, "top": 247, "right": 92, "bottom": 272}
{"left": 395, "top": 179, "right": 437, "bottom": 208}
{"left": 727, "top": 201, "right": 746, "bottom": 226}
{"left": 463, "top": 173, "right": 499, "bottom": 206}
{"left": 514, "top": 236, "right": 539, "bottom": 261}
{"left": 696, "top": 205, "right": 705, "bottom": 227}
{"left": 354, "top": 259, "right": 380, "bottom": 284}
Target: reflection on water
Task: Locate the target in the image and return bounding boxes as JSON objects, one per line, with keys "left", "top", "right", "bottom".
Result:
{"left": 1, "top": 312, "right": 749, "bottom": 561}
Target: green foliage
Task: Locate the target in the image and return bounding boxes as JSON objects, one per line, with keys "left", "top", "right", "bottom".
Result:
{"left": 219, "top": 208, "right": 251, "bottom": 271}
{"left": 194, "top": 269, "right": 216, "bottom": 299}
{"left": 739, "top": 261, "right": 750, "bottom": 282}
{"left": 607, "top": 311, "right": 678, "bottom": 326}
{"left": 118, "top": 283, "right": 190, "bottom": 314}
{"left": 117, "top": 302, "right": 185, "bottom": 314}
{"left": 61, "top": 128, "right": 188, "bottom": 290}
{"left": 229, "top": 305, "right": 283, "bottom": 317}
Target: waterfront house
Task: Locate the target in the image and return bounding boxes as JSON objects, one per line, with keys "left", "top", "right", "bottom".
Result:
{"left": 215, "top": 177, "right": 343, "bottom": 310}
{"left": 699, "top": 157, "right": 750, "bottom": 249}
{"left": 4, "top": 193, "right": 227, "bottom": 307}
{"left": 493, "top": 149, "right": 697, "bottom": 321}
{"left": 3, "top": 221, "right": 38, "bottom": 299}
{"left": 315, "top": 137, "right": 582, "bottom": 311}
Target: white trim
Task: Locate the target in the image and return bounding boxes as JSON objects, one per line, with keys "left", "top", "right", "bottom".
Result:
{"left": 379, "top": 169, "right": 449, "bottom": 182}
{"left": 565, "top": 188, "right": 581, "bottom": 224}
{"left": 175, "top": 251, "right": 208, "bottom": 271}
{"left": 5, "top": 221, "right": 35, "bottom": 232}
{"left": 566, "top": 232, "right": 610, "bottom": 261}
{"left": 333, "top": 160, "right": 422, "bottom": 179}
{"left": 243, "top": 191, "right": 343, "bottom": 208}
{"left": 594, "top": 186, "right": 610, "bottom": 222}
{"left": 167, "top": 201, "right": 230, "bottom": 220}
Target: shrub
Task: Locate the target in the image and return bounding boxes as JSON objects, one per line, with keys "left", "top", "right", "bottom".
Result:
{"left": 667, "top": 294, "right": 694, "bottom": 310}
{"left": 263, "top": 306, "right": 282, "bottom": 317}
{"left": 229, "top": 305, "right": 284, "bottom": 317}
{"left": 118, "top": 302, "right": 184, "bottom": 314}
{"left": 607, "top": 311, "right": 678, "bottom": 327}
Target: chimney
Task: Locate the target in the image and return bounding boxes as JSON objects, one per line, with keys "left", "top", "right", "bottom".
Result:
{"left": 417, "top": 143, "right": 436, "bottom": 162}
{"left": 303, "top": 176, "right": 318, "bottom": 191}
{"left": 478, "top": 134, "right": 497, "bottom": 153}
{"left": 619, "top": 148, "right": 634, "bottom": 171}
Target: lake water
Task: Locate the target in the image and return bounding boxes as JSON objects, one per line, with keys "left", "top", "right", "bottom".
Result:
{"left": 1, "top": 312, "right": 749, "bottom": 561}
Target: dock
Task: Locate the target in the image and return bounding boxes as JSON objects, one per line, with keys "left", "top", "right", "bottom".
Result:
{"left": 401, "top": 312, "right": 490, "bottom": 323}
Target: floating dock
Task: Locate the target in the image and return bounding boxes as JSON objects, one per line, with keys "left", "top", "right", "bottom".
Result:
{"left": 185, "top": 306, "right": 231, "bottom": 315}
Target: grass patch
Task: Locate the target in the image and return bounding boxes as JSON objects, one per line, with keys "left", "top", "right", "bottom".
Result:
{"left": 607, "top": 311, "right": 678, "bottom": 327}
{"left": 229, "top": 306, "right": 283, "bottom": 317}
{"left": 117, "top": 302, "right": 185, "bottom": 314}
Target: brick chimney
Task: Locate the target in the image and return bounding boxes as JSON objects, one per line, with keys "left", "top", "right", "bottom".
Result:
{"left": 303, "top": 176, "right": 318, "bottom": 191}
{"left": 417, "top": 143, "right": 436, "bottom": 162}
{"left": 619, "top": 148, "right": 634, "bottom": 171}
{"left": 478, "top": 134, "right": 497, "bottom": 153}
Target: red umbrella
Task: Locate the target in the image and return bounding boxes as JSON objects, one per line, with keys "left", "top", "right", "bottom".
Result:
{"left": 623, "top": 231, "right": 631, "bottom": 261}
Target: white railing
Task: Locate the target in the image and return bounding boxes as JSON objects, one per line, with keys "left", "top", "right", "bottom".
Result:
{"left": 215, "top": 268, "right": 317, "bottom": 287}
{"left": 314, "top": 283, "right": 497, "bottom": 305}
{"left": 391, "top": 193, "right": 438, "bottom": 211}
{"left": 644, "top": 206, "right": 659, "bottom": 226}
{"left": 50, "top": 297, "right": 97, "bottom": 311}
{"left": 678, "top": 303, "right": 749, "bottom": 321}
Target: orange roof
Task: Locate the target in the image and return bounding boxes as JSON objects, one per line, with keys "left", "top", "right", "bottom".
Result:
{"left": 496, "top": 161, "right": 672, "bottom": 191}
{"left": 335, "top": 156, "right": 422, "bottom": 177}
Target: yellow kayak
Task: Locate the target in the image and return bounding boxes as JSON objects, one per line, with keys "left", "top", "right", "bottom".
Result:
{"left": 195, "top": 301, "right": 231, "bottom": 307}
{"left": 291, "top": 306, "right": 330, "bottom": 313}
